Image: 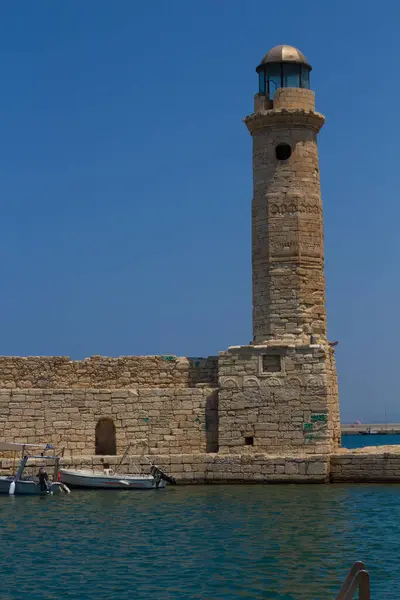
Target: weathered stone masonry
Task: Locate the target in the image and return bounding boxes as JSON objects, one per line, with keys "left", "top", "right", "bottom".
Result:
{"left": 0, "top": 348, "right": 339, "bottom": 458}
{"left": 0, "top": 355, "right": 218, "bottom": 389}
{"left": 0, "top": 387, "right": 218, "bottom": 456}
{"left": 218, "top": 342, "right": 340, "bottom": 455}
{"left": 0, "top": 355, "right": 218, "bottom": 456}
{"left": 217, "top": 44, "right": 341, "bottom": 458}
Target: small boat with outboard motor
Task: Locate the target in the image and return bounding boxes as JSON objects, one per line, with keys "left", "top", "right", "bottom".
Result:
{"left": 0, "top": 441, "right": 71, "bottom": 496}
{"left": 59, "top": 447, "right": 176, "bottom": 490}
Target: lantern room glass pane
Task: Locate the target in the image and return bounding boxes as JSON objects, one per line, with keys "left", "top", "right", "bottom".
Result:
{"left": 258, "top": 71, "right": 265, "bottom": 94}
{"left": 282, "top": 63, "right": 301, "bottom": 88}
{"left": 301, "top": 67, "right": 310, "bottom": 89}
{"left": 265, "top": 63, "right": 281, "bottom": 97}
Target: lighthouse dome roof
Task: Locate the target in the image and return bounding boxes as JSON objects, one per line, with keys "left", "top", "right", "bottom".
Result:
{"left": 260, "top": 45, "right": 311, "bottom": 69}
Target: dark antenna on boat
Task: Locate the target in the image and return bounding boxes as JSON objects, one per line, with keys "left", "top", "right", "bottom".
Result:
{"left": 116, "top": 444, "right": 131, "bottom": 471}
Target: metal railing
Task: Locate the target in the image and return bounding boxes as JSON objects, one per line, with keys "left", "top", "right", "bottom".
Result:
{"left": 335, "top": 561, "right": 370, "bottom": 600}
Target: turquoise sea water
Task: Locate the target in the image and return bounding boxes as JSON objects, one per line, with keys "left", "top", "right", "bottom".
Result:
{"left": 1, "top": 484, "right": 400, "bottom": 600}
{"left": 1, "top": 434, "right": 400, "bottom": 599}
{"left": 342, "top": 433, "right": 400, "bottom": 449}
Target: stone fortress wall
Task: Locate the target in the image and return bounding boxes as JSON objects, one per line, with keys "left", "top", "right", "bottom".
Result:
{"left": 0, "top": 387, "right": 219, "bottom": 456}
{"left": 0, "top": 348, "right": 340, "bottom": 461}
{"left": 0, "top": 355, "right": 219, "bottom": 456}
{"left": 0, "top": 312, "right": 389, "bottom": 485}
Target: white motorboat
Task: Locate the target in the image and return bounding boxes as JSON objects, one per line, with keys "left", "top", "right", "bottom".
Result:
{"left": 59, "top": 462, "right": 176, "bottom": 490}
{"left": 59, "top": 469, "right": 164, "bottom": 489}
{"left": 0, "top": 441, "right": 70, "bottom": 496}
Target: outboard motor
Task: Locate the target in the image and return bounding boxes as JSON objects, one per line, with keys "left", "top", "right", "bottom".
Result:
{"left": 37, "top": 467, "right": 49, "bottom": 493}
{"left": 150, "top": 465, "right": 176, "bottom": 486}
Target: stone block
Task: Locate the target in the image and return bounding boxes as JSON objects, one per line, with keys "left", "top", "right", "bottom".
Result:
{"left": 306, "top": 461, "right": 327, "bottom": 476}
{"left": 284, "top": 461, "right": 299, "bottom": 475}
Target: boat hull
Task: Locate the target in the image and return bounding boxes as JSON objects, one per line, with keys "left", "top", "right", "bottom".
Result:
{"left": 0, "top": 477, "right": 64, "bottom": 495}
{"left": 59, "top": 469, "right": 166, "bottom": 490}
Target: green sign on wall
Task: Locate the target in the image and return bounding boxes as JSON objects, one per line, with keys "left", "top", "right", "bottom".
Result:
{"left": 311, "top": 414, "right": 327, "bottom": 422}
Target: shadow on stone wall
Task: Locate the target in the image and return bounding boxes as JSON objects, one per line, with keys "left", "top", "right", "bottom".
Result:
{"left": 205, "top": 391, "right": 219, "bottom": 453}
{"left": 187, "top": 357, "right": 218, "bottom": 388}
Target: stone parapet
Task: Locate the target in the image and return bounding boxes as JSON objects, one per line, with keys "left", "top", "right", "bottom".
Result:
{"left": 330, "top": 447, "right": 400, "bottom": 482}
{"left": 252, "top": 89, "right": 317, "bottom": 114}
{"left": 0, "top": 355, "right": 218, "bottom": 389}
{"left": 273, "top": 88, "right": 316, "bottom": 111}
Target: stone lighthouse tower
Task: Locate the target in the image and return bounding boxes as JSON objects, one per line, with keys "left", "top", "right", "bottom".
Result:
{"left": 248, "top": 45, "right": 325, "bottom": 344}
{"left": 218, "top": 45, "right": 341, "bottom": 455}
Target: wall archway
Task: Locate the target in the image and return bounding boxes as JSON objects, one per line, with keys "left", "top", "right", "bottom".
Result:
{"left": 95, "top": 418, "right": 116, "bottom": 455}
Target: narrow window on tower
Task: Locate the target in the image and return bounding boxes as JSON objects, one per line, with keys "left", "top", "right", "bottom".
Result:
{"left": 275, "top": 143, "right": 292, "bottom": 161}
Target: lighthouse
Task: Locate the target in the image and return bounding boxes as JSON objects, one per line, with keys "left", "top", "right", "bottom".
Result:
{"left": 246, "top": 44, "right": 326, "bottom": 344}
{"left": 218, "top": 45, "right": 341, "bottom": 455}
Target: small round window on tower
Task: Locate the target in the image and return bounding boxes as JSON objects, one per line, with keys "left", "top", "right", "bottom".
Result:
{"left": 275, "top": 143, "right": 292, "bottom": 161}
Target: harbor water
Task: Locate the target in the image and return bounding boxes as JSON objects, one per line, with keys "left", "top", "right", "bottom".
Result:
{"left": 1, "top": 435, "right": 400, "bottom": 599}
{"left": 1, "top": 482, "right": 400, "bottom": 599}
{"left": 342, "top": 433, "right": 400, "bottom": 449}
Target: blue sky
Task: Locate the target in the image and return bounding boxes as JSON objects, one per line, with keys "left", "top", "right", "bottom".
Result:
{"left": 0, "top": 0, "right": 398, "bottom": 422}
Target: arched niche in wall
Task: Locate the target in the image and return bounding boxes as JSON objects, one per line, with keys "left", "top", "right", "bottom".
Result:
{"left": 95, "top": 418, "right": 116, "bottom": 455}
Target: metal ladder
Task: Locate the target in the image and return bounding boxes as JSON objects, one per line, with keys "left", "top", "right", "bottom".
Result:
{"left": 335, "top": 561, "right": 370, "bottom": 600}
